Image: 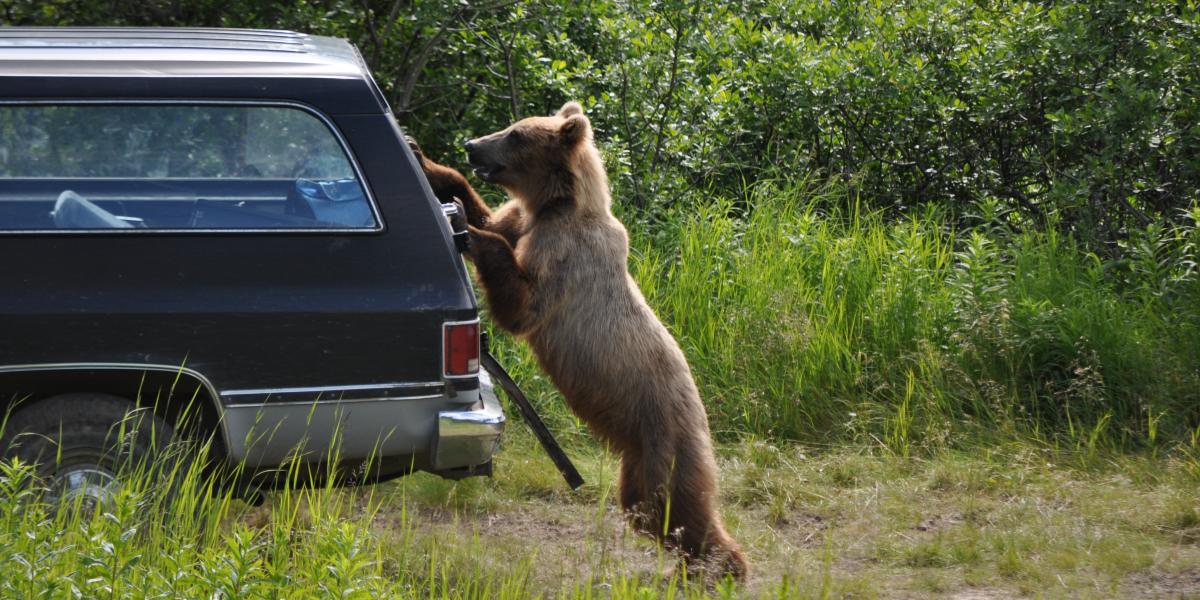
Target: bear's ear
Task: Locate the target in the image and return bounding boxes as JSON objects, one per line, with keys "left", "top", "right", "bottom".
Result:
{"left": 559, "top": 113, "right": 590, "bottom": 144}
{"left": 556, "top": 101, "right": 584, "bottom": 118}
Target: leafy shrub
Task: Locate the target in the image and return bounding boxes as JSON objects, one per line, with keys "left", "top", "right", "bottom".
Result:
{"left": 7, "top": 0, "right": 1198, "bottom": 247}
{"left": 623, "top": 180, "right": 1200, "bottom": 447}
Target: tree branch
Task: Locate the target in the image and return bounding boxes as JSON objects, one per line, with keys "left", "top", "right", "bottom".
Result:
{"left": 358, "top": 0, "right": 384, "bottom": 65}
{"left": 836, "top": 105, "right": 917, "bottom": 169}
{"left": 397, "top": 24, "right": 452, "bottom": 114}
{"left": 382, "top": 0, "right": 407, "bottom": 38}
{"left": 619, "top": 59, "right": 645, "bottom": 208}
{"left": 648, "top": 7, "right": 694, "bottom": 178}
{"left": 394, "top": 0, "right": 523, "bottom": 115}
{"left": 502, "top": 29, "right": 521, "bottom": 120}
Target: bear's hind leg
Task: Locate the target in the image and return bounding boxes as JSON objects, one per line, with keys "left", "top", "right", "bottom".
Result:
{"left": 620, "top": 453, "right": 672, "bottom": 540}
{"left": 666, "top": 451, "right": 750, "bottom": 581}
{"left": 670, "top": 488, "right": 749, "bottom": 581}
{"left": 638, "top": 451, "right": 739, "bottom": 580}
{"left": 621, "top": 447, "right": 749, "bottom": 581}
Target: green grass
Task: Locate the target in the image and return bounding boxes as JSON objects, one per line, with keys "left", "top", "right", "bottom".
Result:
{"left": 2, "top": 427, "right": 1198, "bottom": 599}
{"left": 492, "top": 179, "right": 1200, "bottom": 451}
{"left": 4, "top": 179, "right": 1200, "bottom": 597}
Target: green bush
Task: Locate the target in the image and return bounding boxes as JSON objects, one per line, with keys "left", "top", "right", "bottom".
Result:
{"left": 7, "top": 0, "right": 1198, "bottom": 246}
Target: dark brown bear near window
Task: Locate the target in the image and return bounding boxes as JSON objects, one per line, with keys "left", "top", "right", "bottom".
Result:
{"left": 410, "top": 102, "right": 748, "bottom": 582}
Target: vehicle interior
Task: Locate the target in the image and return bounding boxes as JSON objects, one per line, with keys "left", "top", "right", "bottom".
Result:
{"left": 0, "top": 178, "right": 375, "bottom": 230}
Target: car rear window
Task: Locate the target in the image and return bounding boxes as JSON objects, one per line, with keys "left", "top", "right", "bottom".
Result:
{"left": 0, "top": 104, "right": 379, "bottom": 231}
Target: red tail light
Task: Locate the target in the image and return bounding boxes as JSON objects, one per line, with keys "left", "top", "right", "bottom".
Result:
{"left": 443, "top": 320, "right": 480, "bottom": 377}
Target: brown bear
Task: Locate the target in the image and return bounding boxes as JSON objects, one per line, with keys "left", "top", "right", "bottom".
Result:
{"left": 410, "top": 102, "right": 748, "bottom": 581}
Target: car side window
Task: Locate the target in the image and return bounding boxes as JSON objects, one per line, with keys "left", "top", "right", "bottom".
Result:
{"left": 0, "top": 104, "right": 379, "bottom": 231}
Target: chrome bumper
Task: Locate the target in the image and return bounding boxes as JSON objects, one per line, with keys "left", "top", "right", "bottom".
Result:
{"left": 219, "top": 371, "right": 505, "bottom": 472}
{"left": 432, "top": 370, "right": 506, "bottom": 470}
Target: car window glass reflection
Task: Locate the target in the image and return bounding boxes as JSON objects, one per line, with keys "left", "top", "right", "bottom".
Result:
{"left": 0, "top": 105, "right": 377, "bottom": 231}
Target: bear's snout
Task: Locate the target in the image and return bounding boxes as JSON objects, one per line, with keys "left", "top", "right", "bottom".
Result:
{"left": 463, "top": 138, "right": 506, "bottom": 182}
{"left": 464, "top": 138, "right": 491, "bottom": 169}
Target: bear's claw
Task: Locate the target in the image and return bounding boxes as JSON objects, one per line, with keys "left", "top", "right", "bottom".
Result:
{"left": 404, "top": 135, "right": 424, "bottom": 158}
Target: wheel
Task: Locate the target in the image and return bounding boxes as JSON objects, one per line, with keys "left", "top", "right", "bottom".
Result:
{"left": 0, "top": 393, "right": 177, "bottom": 510}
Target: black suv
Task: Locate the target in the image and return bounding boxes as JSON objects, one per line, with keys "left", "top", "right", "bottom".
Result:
{"left": 0, "top": 27, "right": 504, "bottom": 499}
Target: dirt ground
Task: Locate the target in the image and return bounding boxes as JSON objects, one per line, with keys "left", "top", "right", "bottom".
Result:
{"left": 245, "top": 442, "right": 1200, "bottom": 599}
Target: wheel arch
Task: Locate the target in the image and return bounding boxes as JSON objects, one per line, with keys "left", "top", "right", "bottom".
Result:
{"left": 0, "top": 363, "right": 228, "bottom": 458}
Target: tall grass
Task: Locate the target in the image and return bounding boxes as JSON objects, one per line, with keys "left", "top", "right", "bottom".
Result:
{"left": 0, "top": 398, "right": 760, "bottom": 599}
{"left": 0, "top": 438, "right": 409, "bottom": 598}
{"left": 491, "top": 179, "right": 1200, "bottom": 452}
{"left": 630, "top": 183, "right": 1200, "bottom": 450}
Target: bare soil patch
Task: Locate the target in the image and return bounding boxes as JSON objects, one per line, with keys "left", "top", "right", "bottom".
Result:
{"left": 1122, "top": 569, "right": 1200, "bottom": 599}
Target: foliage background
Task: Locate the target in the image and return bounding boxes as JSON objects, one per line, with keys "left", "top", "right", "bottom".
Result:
{"left": 7, "top": 0, "right": 1198, "bottom": 237}
{"left": 3, "top": 0, "right": 1199, "bottom": 449}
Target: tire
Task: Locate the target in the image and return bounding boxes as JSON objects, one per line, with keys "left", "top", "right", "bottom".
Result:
{"left": 0, "top": 393, "right": 178, "bottom": 510}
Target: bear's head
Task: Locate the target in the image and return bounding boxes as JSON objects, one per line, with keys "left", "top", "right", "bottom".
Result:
{"left": 464, "top": 101, "right": 607, "bottom": 213}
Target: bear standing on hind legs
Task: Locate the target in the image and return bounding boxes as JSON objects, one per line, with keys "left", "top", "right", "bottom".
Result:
{"left": 410, "top": 102, "right": 749, "bottom": 581}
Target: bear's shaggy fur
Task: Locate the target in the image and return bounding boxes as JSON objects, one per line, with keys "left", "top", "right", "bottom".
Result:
{"left": 411, "top": 102, "right": 748, "bottom": 580}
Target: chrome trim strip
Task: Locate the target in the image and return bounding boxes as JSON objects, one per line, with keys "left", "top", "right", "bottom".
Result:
{"left": 221, "top": 381, "right": 443, "bottom": 397}
{"left": 0, "top": 99, "right": 386, "bottom": 235}
{"left": 222, "top": 398, "right": 405, "bottom": 465}
{"left": 220, "top": 373, "right": 496, "bottom": 466}
{"left": 219, "top": 381, "right": 446, "bottom": 406}
{"left": 223, "top": 393, "right": 443, "bottom": 409}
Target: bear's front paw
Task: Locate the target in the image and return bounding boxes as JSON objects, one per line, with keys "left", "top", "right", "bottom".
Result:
{"left": 464, "top": 225, "right": 485, "bottom": 262}
{"left": 448, "top": 196, "right": 469, "bottom": 233}
{"left": 465, "top": 224, "right": 507, "bottom": 263}
{"left": 404, "top": 135, "right": 426, "bottom": 160}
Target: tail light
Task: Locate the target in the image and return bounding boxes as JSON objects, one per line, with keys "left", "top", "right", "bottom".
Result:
{"left": 443, "top": 320, "right": 480, "bottom": 377}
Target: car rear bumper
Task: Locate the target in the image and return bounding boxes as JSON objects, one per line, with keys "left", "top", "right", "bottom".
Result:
{"left": 220, "top": 371, "right": 505, "bottom": 472}
{"left": 432, "top": 371, "right": 506, "bottom": 470}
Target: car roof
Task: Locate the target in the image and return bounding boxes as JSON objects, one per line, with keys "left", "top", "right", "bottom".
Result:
{"left": 0, "top": 27, "right": 366, "bottom": 79}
